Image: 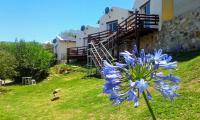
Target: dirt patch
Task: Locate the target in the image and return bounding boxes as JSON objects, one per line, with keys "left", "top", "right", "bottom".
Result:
{"left": 190, "top": 78, "right": 200, "bottom": 83}
{"left": 0, "top": 88, "right": 12, "bottom": 95}
{"left": 183, "top": 78, "right": 200, "bottom": 91}
{"left": 63, "top": 77, "right": 74, "bottom": 81}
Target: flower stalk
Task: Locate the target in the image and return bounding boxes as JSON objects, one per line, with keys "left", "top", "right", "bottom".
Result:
{"left": 142, "top": 91, "right": 156, "bottom": 120}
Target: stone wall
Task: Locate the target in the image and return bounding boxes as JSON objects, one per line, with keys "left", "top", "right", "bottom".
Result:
{"left": 158, "top": 6, "right": 200, "bottom": 52}
{"left": 140, "top": 6, "right": 200, "bottom": 52}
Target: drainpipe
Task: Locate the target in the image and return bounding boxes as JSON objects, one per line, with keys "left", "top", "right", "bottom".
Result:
{"left": 65, "top": 41, "right": 68, "bottom": 63}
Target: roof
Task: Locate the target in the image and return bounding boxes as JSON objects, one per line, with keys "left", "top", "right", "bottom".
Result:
{"left": 111, "top": 6, "right": 131, "bottom": 12}
{"left": 56, "top": 35, "right": 76, "bottom": 42}
{"left": 98, "top": 6, "right": 131, "bottom": 23}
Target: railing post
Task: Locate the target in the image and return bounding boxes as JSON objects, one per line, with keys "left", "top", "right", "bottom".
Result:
{"left": 135, "top": 10, "right": 139, "bottom": 29}
{"left": 83, "top": 47, "right": 85, "bottom": 56}
{"left": 117, "top": 24, "right": 120, "bottom": 33}
{"left": 67, "top": 48, "right": 69, "bottom": 56}
{"left": 135, "top": 9, "right": 140, "bottom": 50}
{"left": 76, "top": 47, "right": 78, "bottom": 55}
{"left": 88, "top": 35, "right": 91, "bottom": 43}
{"left": 67, "top": 48, "right": 70, "bottom": 63}
{"left": 98, "top": 32, "right": 100, "bottom": 42}
{"left": 125, "top": 19, "right": 127, "bottom": 32}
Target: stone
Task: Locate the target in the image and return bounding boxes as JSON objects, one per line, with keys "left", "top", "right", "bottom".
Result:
{"left": 170, "top": 37, "right": 175, "bottom": 42}
{"left": 196, "top": 31, "right": 200, "bottom": 38}
{"left": 184, "top": 32, "right": 188, "bottom": 37}
{"left": 189, "top": 33, "right": 195, "bottom": 38}
{"left": 195, "top": 12, "right": 199, "bottom": 17}
{"left": 180, "top": 18, "right": 187, "bottom": 24}
{"left": 191, "top": 38, "right": 196, "bottom": 43}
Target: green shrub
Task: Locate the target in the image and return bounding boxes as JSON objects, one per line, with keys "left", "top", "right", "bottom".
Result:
{"left": 14, "top": 41, "right": 54, "bottom": 82}
{"left": 0, "top": 50, "right": 17, "bottom": 80}
{"left": 0, "top": 41, "right": 54, "bottom": 82}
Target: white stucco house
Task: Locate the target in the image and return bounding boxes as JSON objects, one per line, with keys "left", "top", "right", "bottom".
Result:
{"left": 53, "top": 35, "right": 76, "bottom": 62}
{"left": 133, "top": 0, "right": 200, "bottom": 30}
{"left": 98, "top": 7, "right": 133, "bottom": 32}
{"left": 75, "top": 25, "right": 99, "bottom": 47}
{"left": 133, "top": 0, "right": 162, "bottom": 30}
{"left": 132, "top": 0, "right": 200, "bottom": 52}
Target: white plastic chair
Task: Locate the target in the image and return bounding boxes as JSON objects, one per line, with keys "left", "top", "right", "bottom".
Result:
{"left": 31, "top": 79, "right": 36, "bottom": 85}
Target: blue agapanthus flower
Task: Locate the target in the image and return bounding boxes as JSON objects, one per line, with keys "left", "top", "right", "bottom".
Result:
{"left": 102, "top": 46, "right": 180, "bottom": 107}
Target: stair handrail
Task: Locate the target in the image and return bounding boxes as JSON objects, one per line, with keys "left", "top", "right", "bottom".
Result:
{"left": 100, "top": 41, "right": 116, "bottom": 62}
{"left": 99, "top": 46, "right": 112, "bottom": 64}
{"left": 90, "top": 49, "right": 102, "bottom": 68}
{"left": 89, "top": 42, "right": 103, "bottom": 67}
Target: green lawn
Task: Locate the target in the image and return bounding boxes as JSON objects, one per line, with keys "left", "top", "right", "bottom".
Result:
{"left": 0, "top": 51, "right": 200, "bottom": 120}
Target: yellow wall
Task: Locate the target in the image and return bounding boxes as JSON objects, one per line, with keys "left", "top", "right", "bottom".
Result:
{"left": 162, "top": 0, "right": 174, "bottom": 21}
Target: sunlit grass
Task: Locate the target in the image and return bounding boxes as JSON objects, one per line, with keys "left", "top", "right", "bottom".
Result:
{"left": 0, "top": 51, "right": 200, "bottom": 120}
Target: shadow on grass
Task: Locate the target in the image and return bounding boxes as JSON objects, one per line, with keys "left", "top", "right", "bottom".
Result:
{"left": 170, "top": 50, "right": 200, "bottom": 62}
{"left": 68, "top": 60, "right": 87, "bottom": 67}
{"left": 0, "top": 87, "right": 12, "bottom": 94}
{"left": 85, "top": 74, "right": 102, "bottom": 79}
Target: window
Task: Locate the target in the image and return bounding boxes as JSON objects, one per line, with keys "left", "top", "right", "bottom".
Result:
{"left": 140, "top": 1, "right": 151, "bottom": 28}
{"left": 106, "top": 20, "right": 118, "bottom": 32}
{"left": 140, "top": 1, "right": 150, "bottom": 15}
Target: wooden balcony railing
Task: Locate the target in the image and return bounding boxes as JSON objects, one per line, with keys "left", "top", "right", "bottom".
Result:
{"left": 88, "top": 30, "right": 113, "bottom": 43}
{"left": 88, "top": 11, "right": 159, "bottom": 43}
{"left": 118, "top": 12, "right": 159, "bottom": 32}
{"left": 67, "top": 46, "right": 87, "bottom": 58}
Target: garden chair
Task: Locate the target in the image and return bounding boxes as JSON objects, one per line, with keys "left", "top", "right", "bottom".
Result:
{"left": 22, "top": 77, "right": 32, "bottom": 85}
{"left": 31, "top": 79, "right": 36, "bottom": 85}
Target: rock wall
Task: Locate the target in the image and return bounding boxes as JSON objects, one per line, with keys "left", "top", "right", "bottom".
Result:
{"left": 159, "top": 6, "right": 200, "bottom": 52}
{"left": 140, "top": 6, "right": 200, "bottom": 52}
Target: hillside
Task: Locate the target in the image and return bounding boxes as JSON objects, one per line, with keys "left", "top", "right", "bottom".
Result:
{"left": 0, "top": 51, "right": 200, "bottom": 120}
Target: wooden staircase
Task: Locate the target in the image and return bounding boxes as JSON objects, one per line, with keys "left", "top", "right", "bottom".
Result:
{"left": 87, "top": 40, "right": 116, "bottom": 75}
{"left": 87, "top": 11, "right": 159, "bottom": 74}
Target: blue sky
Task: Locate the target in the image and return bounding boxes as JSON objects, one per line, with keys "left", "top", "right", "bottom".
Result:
{"left": 0, "top": 0, "right": 134, "bottom": 43}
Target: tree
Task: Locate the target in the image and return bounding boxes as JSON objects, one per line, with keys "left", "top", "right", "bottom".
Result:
{"left": 59, "top": 29, "right": 79, "bottom": 38}
{"left": 43, "top": 43, "right": 54, "bottom": 53}
{"left": 14, "top": 40, "right": 54, "bottom": 82}
{"left": 0, "top": 40, "right": 54, "bottom": 82}
{"left": 0, "top": 50, "right": 17, "bottom": 80}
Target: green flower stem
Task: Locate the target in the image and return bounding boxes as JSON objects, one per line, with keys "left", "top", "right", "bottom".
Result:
{"left": 142, "top": 92, "right": 156, "bottom": 120}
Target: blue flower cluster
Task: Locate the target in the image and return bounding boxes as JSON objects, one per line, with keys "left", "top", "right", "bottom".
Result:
{"left": 102, "top": 46, "right": 180, "bottom": 107}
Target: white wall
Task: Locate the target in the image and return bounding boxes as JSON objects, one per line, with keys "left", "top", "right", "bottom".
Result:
{"left": 55, "top": 40, "right": 66, "bottom": 60}
{"left": 53, "top": 37, "right": 76, "bottom": 61}
{"left": 150, "top": 0, "right": 162, "bottom": 30}
{"left": 53, "top": 39, "right": 65, "bottom": 61}
{"left": 174, "top": 0, "right": 200, "bottom": 16}
{"left": 99, "top": 7, "right": 131, "bottom": 31}
{"left": 134, "top": 0, "right": 149, "bottom": 10}
{"left": 76, "top": 26, "right": 99, "bottom": 47}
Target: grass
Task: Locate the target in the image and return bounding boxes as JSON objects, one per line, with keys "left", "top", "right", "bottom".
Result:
{"left": 0, "top": 51, "right": 200, "bottom": 120}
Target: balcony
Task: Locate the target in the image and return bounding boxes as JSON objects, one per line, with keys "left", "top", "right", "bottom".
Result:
{"left": 67, "top": 46, "right": 87, "bottom": 62}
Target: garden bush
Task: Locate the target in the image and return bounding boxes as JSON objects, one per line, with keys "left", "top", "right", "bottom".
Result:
{"left": 0, "top": 41, "right": 55, "bottom": 82}
{"left": 0, "top": 50, "right": 17, "bottom": 80}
